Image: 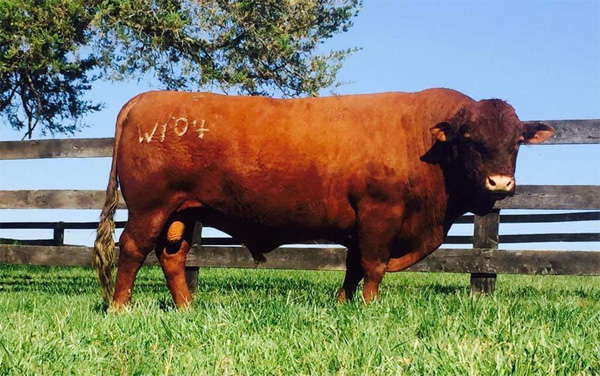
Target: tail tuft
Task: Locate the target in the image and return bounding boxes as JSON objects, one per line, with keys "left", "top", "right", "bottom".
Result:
{"left": 93, "top": 181, "right": 119, "bottom": 304}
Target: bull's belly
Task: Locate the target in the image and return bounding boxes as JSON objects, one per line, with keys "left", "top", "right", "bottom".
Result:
{"left": 190, "top": 204, "right": 355, "bottom": 250}
{"left": 175, "top": 171, "right": 356, "bottom": 244}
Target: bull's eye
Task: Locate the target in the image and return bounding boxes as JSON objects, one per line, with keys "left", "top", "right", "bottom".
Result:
{"left": 465, "top": 139, "right": 487, "bottom": 154}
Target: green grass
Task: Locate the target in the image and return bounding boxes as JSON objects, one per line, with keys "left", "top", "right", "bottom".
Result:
{"left": 0, "top": 265, "right": 598, "bottom": 375}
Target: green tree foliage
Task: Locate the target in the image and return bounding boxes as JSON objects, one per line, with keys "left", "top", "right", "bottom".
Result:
{"left": 0, "top": 0, "right": 102, "bottom": 139}
{"left": 0, "top": 0, "right": 361, "bottom": 139}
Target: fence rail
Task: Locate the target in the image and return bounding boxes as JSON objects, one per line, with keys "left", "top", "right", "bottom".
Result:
{"left": 1, "top": 118, "right": 599, "bottom": 293}
{"left": 2, "top": 211, "right": 599, "bottom": 229}
{"left": 1, "top": 185, "right": 598, "bottom": 210}
{"left": 0, "top": 244, "right": 598, "bottom": 276}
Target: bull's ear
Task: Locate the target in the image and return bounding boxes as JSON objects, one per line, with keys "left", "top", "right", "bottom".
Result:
{"left": 523, "top": 122, "right": 554, "bottom": 144}
{"left": 430, "top": 122, "right": 456, "bottom": 142}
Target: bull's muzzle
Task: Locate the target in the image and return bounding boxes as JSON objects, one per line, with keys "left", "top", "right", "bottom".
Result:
{"left": 485, "top": 174, "right": 515, "bottom": 196}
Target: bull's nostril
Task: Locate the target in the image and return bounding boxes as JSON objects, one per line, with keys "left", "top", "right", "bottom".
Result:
{"left": 487, "top": 175, "right": 514, "bottom": 192}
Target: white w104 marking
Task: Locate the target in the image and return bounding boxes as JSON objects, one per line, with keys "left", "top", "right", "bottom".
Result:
{"left": 137, "top": 117, "right": 211, "bottom": 143}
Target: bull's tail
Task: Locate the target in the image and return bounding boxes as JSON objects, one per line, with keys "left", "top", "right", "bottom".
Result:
{"left": 93, "top": 168, "right": 119, "bottom": 304}
{"left": 93, "top": 98, "right": 137, "bottom": 304}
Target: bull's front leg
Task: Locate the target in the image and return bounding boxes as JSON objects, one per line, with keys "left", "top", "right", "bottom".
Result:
{"left": 337, "top": 245, "right": 363, "bottom": 302}
{"left": 386, "top": 227, "right": 445, "bottom": 273}
{"left": 346, "top": 201, "right": 404, "bottom": 303}
{"left": 359, "top": 234, "right": 393, "bottom": 303}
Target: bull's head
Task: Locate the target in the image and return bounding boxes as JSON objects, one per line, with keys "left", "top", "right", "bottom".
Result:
{"left": 430, "top": 99, "right": 553, "bottom": 208}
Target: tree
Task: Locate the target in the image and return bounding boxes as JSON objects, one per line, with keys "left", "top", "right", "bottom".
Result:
{"left": 0, "top": 0, "right": 102, "bottom": 139}
{"left": 0, "top": 0, "right": 361, "bottom": 139}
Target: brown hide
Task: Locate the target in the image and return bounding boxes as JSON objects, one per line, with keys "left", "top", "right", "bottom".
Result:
{"left": 120, "top": 89, "right": 467, "bottom": 254}
{"left": 95, "top": 88, "right": 552, "bottom": 307}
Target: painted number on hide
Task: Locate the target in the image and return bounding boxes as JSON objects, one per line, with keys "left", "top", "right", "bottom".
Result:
{"left": 138, "top": 117, "right": 210, "bottom": 144}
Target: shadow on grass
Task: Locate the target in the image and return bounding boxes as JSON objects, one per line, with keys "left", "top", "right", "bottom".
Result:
{"left": 0, "top": 277, "right": 168, "bottom": 295}
{"left": 1, "top": 265, "right": 597, "bottom": 301}
{"left": 4, "top": 275, "right": 586, "bottom": 298}
{"left": 505, "top": 285, "right": 599, "bottom": 300}
{"left": 87, "top": 296, "right": 177, "bottom": 314}
{"left": 92, "top": 302, "right": 109, "bottom": 313}
{"left": 419, "top": 284, "right": 467, "bottom": 295}
{"left": 156, "top": 296, "right": 179, "bottom": 311}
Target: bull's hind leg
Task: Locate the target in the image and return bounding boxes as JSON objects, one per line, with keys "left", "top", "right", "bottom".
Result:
{"left": 156, "top": 216, "right": 195, "bottom": 308}
{"left": 113, "top": 212, "right": 167, "bottom": 308}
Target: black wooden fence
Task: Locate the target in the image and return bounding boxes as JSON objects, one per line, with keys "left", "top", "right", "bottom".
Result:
{"left": 1, "top": 119, "right": 599, "bottom": 293}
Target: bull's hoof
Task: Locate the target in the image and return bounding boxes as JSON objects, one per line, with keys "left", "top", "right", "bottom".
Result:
{"left": 108, "top": 302, "right": 132, "bottom": 313}
{"left": 175, "top": 300, "right": 192, "bottom": 310}
{"left": 336, "top": 288, "right": 351, "bottom": 302}
{"left": 362, "top": 292, "right": 378, "bottom": 304}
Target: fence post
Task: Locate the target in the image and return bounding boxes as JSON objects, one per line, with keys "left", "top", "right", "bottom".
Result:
{"left": 471, "top": 210, "right": 500, "bottom": 293}
{"left": 185, "top": 222, "right": 202, "bottom": 295}
{"left": 53, "top": 222, "right": 65, "bottom": 246}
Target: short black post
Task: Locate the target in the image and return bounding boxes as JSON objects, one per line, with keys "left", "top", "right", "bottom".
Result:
{"left": 471, "top": 210, "right": 500, "bottom": 293}
{"left": 185, "top": 221, "right": 202, "bottom": 295}
{"left": 53, "top": 222, "right": 65, "bottom": 246}
{"left": 470, "top": 272, "right": 497, "bottom": 293}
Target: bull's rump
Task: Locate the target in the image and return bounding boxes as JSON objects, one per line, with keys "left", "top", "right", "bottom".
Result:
{"left": 115, "top": 89, "right": 469, "bottom": 236}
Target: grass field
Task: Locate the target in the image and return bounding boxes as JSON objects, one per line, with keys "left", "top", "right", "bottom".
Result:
{"left": 0, "top": 265, "right": 598, "bottom": 375}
